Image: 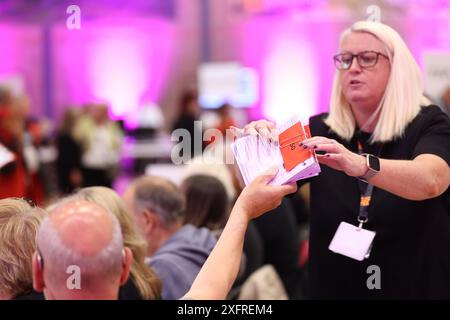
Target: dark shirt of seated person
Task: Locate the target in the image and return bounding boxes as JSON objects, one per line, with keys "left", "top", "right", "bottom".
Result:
{"left": 146, "top": 225, "right": 216, "bottom": 300}
{"left": 123, "top": 176, "right": 217, "bottom": 300}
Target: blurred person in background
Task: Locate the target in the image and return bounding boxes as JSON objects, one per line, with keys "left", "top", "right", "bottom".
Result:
{"left": 172, "top": 89, "right": 203, "bottom": 159}
{"left": 216, "top": 103, "right": 236, "bottom": 136}
{"left": 205, "top": 102, "right": 237, "bottom": 147}
{"left": 181, "top": 174, "right": 230, "bottom": 231}
{"left": 17, "top": 94, "right": 45, "bottom": 205}
{"left": 56, "top": 108, "right": 83, "bottom": 194}
{"left": 0, "top": 86, "right": 29, "bottom": 199}
{"left": 74, "top": 103, "right": 123, "bottom": 188}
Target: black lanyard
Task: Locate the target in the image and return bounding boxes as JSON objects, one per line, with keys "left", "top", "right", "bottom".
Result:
{"left": 357, "top": 182, "right": 373, "bottom": 227}
{"left": 356, "top": 141, "right": 381, "bottom": 228}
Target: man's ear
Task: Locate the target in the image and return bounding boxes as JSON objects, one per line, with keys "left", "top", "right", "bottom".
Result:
{"left": 119, "top": 247, "right": 133, "bottom": 286}
{"left": 142, "top": 209, "right": 158, "bottom": 234}
{"left": 32, "top": 252, "right": 45, "bottom": 293}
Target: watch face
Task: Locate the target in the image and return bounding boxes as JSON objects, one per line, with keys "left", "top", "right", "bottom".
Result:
{"left": 368, "top": 154, "right": 380, "bottom": 171}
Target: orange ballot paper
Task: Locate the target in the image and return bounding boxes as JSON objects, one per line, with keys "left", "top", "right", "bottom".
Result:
{"left": 231, "top": 116, "right": 321, "bottom": 186}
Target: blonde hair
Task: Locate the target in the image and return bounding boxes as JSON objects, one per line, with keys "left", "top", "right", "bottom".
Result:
{"left": 325, "top": 20, "right": 430, "bottom": 142}
{"left": 0, "top": 198, "right": 46, "bottom": 298}
{"left": 76, "top": 187, "right": 162, "bottom": 299}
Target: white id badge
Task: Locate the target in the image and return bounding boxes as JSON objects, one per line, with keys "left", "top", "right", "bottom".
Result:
{"left": 328, "top": 222, "right": 376, "bottom": 261}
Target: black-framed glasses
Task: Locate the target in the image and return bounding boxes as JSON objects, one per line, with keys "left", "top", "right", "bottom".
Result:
{"left": 333, "top": 51, "right": 389, "bottom": 70}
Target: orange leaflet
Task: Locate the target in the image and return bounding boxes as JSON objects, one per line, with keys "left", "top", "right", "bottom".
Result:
{"left": 279, "top": 122, "right": 313, "bottom": 171}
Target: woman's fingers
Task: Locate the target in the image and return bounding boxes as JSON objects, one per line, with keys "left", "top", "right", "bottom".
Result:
{"left": 316, "top": 153, "right": 344, "bottom": 170}
{"left": 303, "top": 143, "right": 340, "bottom": 154}
{"left": 245, "top": 126, "right": 260, "bottom": 136}
{"left": 263, "top": 120, "right": 277, "bottom": 130}
{"left": 316, "top": 153, "right": 343, "bottom": 161}
{"left": 242, "top": 120, "right": 279, "bottom": 143}
{"left": 270, "top": 129, "right": 280, "bottom": 146}
{"left": 257, "top": 126, "right": 272, "bottom": 140}
{"left": 229, "top": 126, "right": 246, "bottom": 138}
{"left": 301, "top": 136, "right": 336, "bottom": 147}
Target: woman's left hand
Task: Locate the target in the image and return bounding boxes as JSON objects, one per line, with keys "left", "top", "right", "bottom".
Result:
{"left": 301, "top": 136, "right": 367, "bottom": 177}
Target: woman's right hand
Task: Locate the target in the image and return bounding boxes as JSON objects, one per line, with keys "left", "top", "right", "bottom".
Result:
{"left": 233, "top": 119, "right": 279, "bottom": 144}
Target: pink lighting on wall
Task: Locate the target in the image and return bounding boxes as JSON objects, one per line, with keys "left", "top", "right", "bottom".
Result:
{"left": 89, "top": 29, "right": 149, "bottom": 117}
{"left": 52, "top": 16, "right": 175, "bottom": 121}
{"left": 0, "top": 25, "right": 44, "bottom": 116}
{"left": 238, "top": 15, "right": 340, "bottom": 122}
{"left": 262, "top": 35, "right": 318, "bottom": 123}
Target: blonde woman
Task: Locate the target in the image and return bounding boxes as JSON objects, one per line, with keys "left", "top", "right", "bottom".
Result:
{"left": 76, "top": 187, "right": 162, "bottom": 299}
{"left": 240, "top": 21, "right": 450, "bottom": 299}
{"left": 0, "top": 198, "right": 46, "bottom": 299}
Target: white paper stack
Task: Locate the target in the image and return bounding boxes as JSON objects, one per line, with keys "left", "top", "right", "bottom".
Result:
{"left": 231, "top": 116, "right": 321, "bottom": 186}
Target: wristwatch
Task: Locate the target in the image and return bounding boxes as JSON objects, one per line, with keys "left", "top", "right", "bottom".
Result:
{"left": 358, "top": 153, "right": 380, "bottom": 182}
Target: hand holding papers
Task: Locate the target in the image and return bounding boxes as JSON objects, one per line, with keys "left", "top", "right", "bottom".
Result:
{"left": 231, "top": 116, "right": 321, "bottom": 186}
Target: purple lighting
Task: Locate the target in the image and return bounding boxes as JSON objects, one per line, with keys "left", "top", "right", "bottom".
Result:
{"left": 238, "top": 14, "right": 342, "bottom": 121}
{"left": 262, "top": 34, "right": 318, "bottom": 123}
{"left": 52, "top": 16, "right": 175, "bottom": 121}
{"left": 0, "top": 24, "right": 44, "bottom": 116}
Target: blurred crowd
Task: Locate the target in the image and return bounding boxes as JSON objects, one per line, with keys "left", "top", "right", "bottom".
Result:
{"left": 0, "top": 84, "right": 310, "bottom": 300}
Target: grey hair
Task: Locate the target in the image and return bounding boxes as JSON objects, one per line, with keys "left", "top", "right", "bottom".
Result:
{"left": 132, "top": 176, "right": 185, "bottom": 228}
{"left": 37, "top": 196, "right": 124, "bottom": 286}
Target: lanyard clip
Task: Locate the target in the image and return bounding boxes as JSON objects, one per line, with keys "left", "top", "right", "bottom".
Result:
{"left": 357, "top": 217, "right": 368, "bottom": 230}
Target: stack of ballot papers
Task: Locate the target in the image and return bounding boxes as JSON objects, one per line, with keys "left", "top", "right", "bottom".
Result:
{"left": 231, "top": 116, "right": 321, "bottom": 186}
{"left": 0, "top": 143, "right": 14, "bottom": 169}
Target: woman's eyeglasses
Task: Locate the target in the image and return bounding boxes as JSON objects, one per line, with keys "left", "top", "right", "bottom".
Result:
{"left": 333, "top": 51, "right": 389, "bottom": 70}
